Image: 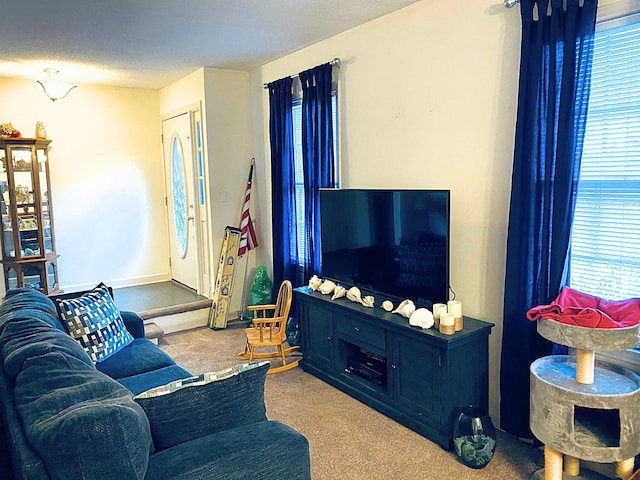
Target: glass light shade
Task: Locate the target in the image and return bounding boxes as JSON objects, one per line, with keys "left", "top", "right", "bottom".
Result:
{"left": 36, "top": 69, "right": 76, "bottom": 102}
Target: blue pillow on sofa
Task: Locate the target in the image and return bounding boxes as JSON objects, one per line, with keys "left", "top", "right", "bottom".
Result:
{"left": 134, "top": 362, "right": 269, "bottom": 450}
{"left": 55, "top": 283, "right": 133, "bottom": 363}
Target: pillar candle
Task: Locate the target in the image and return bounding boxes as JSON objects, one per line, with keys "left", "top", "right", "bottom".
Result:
{"left": 439, "top": 312, "right": 455, "bottom": 335}
{"left": 447, "top": 300, "right": 462, "bottom": 318}
{"left": 448, "top": 300, "right": 463, "bottom": 331}
{"left": 432, "top": 303, "right": 447, "bottom": 328}
{"left": 440, "top": 313, "right": 454, "bottom": 326}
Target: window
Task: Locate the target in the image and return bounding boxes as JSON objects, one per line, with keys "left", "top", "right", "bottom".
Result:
{"left": 569, "top": 16, "right": 640, "bottom": 301}
{"left": 290, "top": 88, "right": 339, "bottom": 267}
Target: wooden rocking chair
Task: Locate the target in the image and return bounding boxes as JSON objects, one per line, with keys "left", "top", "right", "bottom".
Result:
{"left": 240, "top": 280, "right": 300, "bottom": 374}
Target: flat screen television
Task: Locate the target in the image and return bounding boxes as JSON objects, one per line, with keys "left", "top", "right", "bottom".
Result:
{"left": 319, "top": 188, "right": 450, "bottom": 306}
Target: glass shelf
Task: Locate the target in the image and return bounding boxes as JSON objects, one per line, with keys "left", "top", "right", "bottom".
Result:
{"left": 0, "top": 138, "right": 59, "bottom": 294}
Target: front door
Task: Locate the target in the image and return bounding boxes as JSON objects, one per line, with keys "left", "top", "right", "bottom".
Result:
{"left": 162, "top": 113, "right": 198, "bottom": 290}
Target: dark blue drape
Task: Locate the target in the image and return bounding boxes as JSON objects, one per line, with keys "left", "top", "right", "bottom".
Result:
{"left": 268, "top": 77, "right": 295, "bottom": 290}
{"left": 300, "top": 63, "right": 337, "bottom": 284}
{"left": 268, "top": 63, "right": 337, "bottom": 290}
{"left": 499, "top": 0, "right": 597, "bottom": 438}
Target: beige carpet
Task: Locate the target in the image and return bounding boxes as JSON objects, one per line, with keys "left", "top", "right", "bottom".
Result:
{"left": 159, "top": 326, "right": 543, "bottom": 480}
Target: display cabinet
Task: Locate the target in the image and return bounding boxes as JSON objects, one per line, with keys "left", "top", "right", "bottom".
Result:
{"left": 0, "top": 138, "right": 60, "bottom": 294}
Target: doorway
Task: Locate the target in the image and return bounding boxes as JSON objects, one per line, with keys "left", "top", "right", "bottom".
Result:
{"left": 161, "top": 109, "right": 210, "bottom": 295}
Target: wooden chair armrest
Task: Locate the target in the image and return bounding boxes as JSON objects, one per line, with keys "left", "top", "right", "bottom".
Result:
{"left": 247, "top": 304, "right": 276, "bottom": 311}
{"left": 250, "top": 315, "right": 285, "bottom": 326}
{"left": 247, "top": 304, "right": 276, "bottom": 317}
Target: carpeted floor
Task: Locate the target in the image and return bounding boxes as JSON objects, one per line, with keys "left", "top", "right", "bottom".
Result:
{"left": 159, "top": 326, "right": 543, "bottom": 480}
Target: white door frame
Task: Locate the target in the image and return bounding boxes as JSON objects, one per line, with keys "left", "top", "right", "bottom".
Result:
{"left": 160, "top": 104, "right": 212, "bottom": 297}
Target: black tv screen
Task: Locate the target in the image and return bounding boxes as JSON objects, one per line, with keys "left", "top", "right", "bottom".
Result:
{"left": 319, "top": 189, "right": 450, "bottom": 305}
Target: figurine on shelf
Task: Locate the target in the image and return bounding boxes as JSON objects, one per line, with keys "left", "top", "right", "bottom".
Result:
{"left": 15, "top": 185, "right": 30, "bottom": 204}
{"left": 35, "top": 121, "right": 47, "bottom": 139}
{"left": 0, "top": 123, "right": 20, "bottom": 139}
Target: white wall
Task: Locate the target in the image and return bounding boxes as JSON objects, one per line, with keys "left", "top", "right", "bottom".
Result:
{"left": 202, "top": 68, "right": 255, "bottom": 310}
{"left": 159, "top": 68, "right": 254, "bottom": 311}
{"left": 249, "top": 0, "right": 523, "bottom": 424}
{"left": 0, "top": 78, "right": 168, "bottom": 292}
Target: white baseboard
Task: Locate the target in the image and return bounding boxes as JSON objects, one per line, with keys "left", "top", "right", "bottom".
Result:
{"left": 61, "top": 274, "right": 171, "bottom": 293}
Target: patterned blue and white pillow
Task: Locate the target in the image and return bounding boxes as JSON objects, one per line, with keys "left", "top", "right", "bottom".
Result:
{"left": 56, "top": 283, "right": 133, "bottom": 363}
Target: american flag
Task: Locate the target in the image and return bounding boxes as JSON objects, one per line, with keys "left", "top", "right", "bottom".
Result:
{"left": 238, "top": 161, "right": 259, "bottom": 256}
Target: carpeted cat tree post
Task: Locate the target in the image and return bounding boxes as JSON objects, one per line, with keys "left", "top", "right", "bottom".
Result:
{"left": 529, "top": 319, "right": 640, "bottom": 480}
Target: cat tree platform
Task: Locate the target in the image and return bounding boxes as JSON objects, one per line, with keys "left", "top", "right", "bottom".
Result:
{"left": 530, "top": 320, "right": 640, "bottom": 480}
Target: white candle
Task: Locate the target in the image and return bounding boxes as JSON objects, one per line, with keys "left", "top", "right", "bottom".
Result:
{"left": 432, "top": 303, "right": 447, "bottom": 320}
{"left": 448, "top": 300, "right": 462, "bottom": 319}
{"left": 440, "top": 313, "right": 455, "bottom": 326}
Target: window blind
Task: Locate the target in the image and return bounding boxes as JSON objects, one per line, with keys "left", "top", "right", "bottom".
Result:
{"left": 290, "top": 94, "right": 339, "bottom": 267}
{"left": 569, "top": 20, "right": 640, "bottom": 300}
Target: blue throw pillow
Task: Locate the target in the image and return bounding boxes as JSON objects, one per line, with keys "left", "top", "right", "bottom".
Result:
{"left": 55, "top": 283, "right": 133, "bottom": 363}
{"left": 134, "top": 362, "right": 269, "bottom": 450}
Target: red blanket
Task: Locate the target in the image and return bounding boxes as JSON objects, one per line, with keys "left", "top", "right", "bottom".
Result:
{"left": 526, "top": 287, "right": 640, "bottom": 328}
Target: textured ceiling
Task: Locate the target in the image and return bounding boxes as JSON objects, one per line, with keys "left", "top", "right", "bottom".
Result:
{"left": 0, "top": 0, "right": 421, "bottom": 89}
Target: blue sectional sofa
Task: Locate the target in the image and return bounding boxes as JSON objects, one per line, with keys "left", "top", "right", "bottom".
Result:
{"left": 0, "top": 287, "right": 311, "bottom": 480}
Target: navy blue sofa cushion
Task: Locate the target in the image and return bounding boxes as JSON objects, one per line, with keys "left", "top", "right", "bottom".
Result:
{"left": 145, "top": 420, "right": 311, "bottom": 480}
{"left": 135, "top": 362, "right": 269, "bottom": 450}
{"left": 0, "top": 288, "right": 61, "bottom": 327}
{"left": 97, "top": 338, "right": 179, "bottom": 379}
{"left": 0, "top": 317, "right": 92, "bottom": 382}
{"left": 117, "top": 365, "right": 193, "bottom": 396}
{"left": 15, "top": 351, "right": 152, "bottom": 480}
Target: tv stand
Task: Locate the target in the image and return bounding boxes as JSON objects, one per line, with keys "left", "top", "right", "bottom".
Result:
{"left": 294, "top": 286, "right": 494, "bottom": 449}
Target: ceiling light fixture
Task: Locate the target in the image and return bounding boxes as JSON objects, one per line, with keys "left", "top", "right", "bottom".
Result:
{"left": 37, "top": 68, "right": 77, "bottom": 102}
{"left": 504, "top": 0, "right": 520, "bottom": 7}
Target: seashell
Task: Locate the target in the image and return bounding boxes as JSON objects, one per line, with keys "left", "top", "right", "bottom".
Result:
{"left": 392, "top": 299, "right": 415, "bottom": 315}
{"left": 308, "top": 274, "right": 322, "bottom": 291}
{"left": 331, "top": 285, "right": 346, "bottom": 300}
{"left": 382, "top": 300, "right": 394, "bottom": 312}
{"left": 346, "top": 286, "right": 362, "bottom": 303}
{"left": 409, "top": 308, "right": 435, "bottom": 329}
{"left": 361, "top": 295, "right": 375, "bottom": 308}
{"left": 319, "top": 280, "right": 336, "bottom": 295}
{"left": 399, "top": 303, "right": 416, "bottom": 319}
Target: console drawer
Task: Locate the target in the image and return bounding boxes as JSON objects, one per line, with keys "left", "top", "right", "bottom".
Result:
{"left": 335, "top": 314, "right": 385, "bottom": 350}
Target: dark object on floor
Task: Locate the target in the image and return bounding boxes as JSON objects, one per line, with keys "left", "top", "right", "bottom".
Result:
{"left": 453, "top": 406, "right": 496, "bottom": 469}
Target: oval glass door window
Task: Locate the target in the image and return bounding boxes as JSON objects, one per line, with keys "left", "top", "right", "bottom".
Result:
{"left": 171, "top": 135, "right": 188, "bottom": 258}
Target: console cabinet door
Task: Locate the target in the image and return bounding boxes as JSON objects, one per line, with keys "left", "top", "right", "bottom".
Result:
{"left": 305, "top": 303, "right": 334, "bottom": 367}
{"left": 390, "top": 332, "right": 442, "bottom": 425}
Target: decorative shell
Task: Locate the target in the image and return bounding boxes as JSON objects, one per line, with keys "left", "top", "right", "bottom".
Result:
{"left": 361, "top": 295, "right": 375, "bottom": 308}
{"left": 409, "top": 308, "right": 435, "bottom": 329}
{"left": 392, "top": 299, "right": 414, "bottom": 314}
{"left": 319, "top": 280, "right": 336, "bottom": 295}
{"left": 331, "top": 285, "right": 346, "bottom": 300}
{"left": 381, "top": 300, "right": 394, "bottom": 312}
{"left": 308, "top": 274, "right": 322, "bottom": 291}
{"left": 346, "top": 286, "right": 362, "bottom": 303}
{"left": 392, "top": 299, "right": 416, "bottom": 318}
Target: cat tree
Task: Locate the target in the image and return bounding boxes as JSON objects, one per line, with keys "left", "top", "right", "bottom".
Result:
{"left": 530, "top": 319, "right": 640, "bottom": 480}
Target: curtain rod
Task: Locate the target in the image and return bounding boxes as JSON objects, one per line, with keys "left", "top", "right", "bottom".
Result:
{"left": 263, "top": 58, "right": 341, "bottom": 89}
